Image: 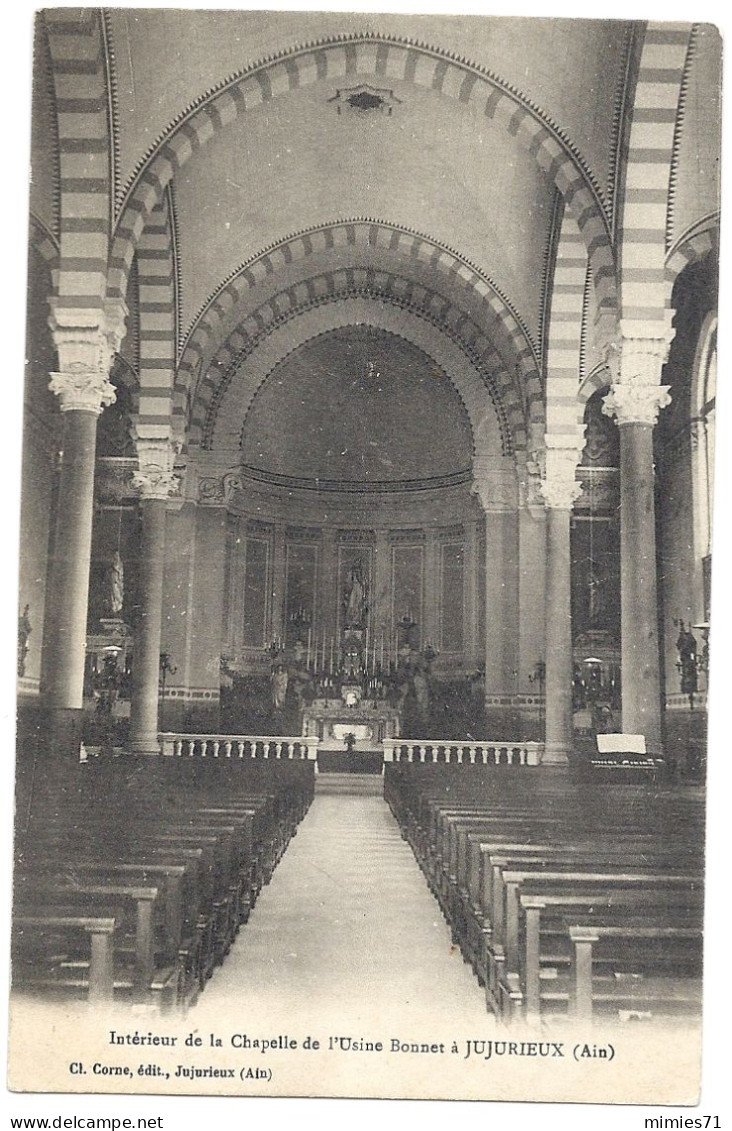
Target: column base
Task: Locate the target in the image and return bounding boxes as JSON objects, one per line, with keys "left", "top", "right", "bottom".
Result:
{"left": 43, "top": 707, "right": 85, "bottom": 759}
{"left": 541, "top": 741, "right": 570, "bottom": 766}
{"left": 127, "top": 737, "right": 163, "bottom": 756}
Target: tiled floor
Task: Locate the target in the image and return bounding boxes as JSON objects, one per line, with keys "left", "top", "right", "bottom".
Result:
{"left": 192, "top": 792, "right": 489, "bottom": 1031}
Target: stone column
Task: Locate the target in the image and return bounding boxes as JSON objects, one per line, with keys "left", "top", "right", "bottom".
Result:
{"left": 128, "top": 441, "right": 179, "bottom": 754}
{"left": 423, "top": 529, "right": 440, "bottom": 650}
{"left": 463, "top": 520, "right": 479, "bottom": 668}
{"left": 515, "top": 456, "right": 547, "bottom": 739}
{"left": 602, "top": 324, "right": 674, "bottom": 753}
{"left": 43, "top": 304, "right": 126, "bottom": 751}
{"left": 318, "top": 527, "right": 338, "bottom": 650}
{"left": 271, "top": 521, "right": 286, "bottom": 643}
{"left": 372, "top": 529, "right": 391, "bottom": 646}
{"left": 539, "top": 440, "right": 584, "bottom": 765}
{"left": 472, "top": 457, "right": 519, "bottom": 730}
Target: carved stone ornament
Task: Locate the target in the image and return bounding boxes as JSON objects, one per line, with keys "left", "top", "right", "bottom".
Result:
{"left": 516, "top": 454, "right": 545, "bottom": 510}
{"left": 618, "top": 315, "right": 676, "bottom": 384}
{"left": 602, "top": 383, "right": 672, "bottom": 427}
{"left": 540, "top": 440, "right": 584, "bottom": 510}
{"left": 471, "top": 458, "right": 517, "bottom": 513}
{"left": 328, "top": 83, "right": 402, "bottom": 116}
{"left": 48, "top": 302, "right": 128, "bottom": 414}
{"left": 197, "top": 469, "right": 242, "bottom": 507}
{"left": 131, "top": 466, "right": 180, "bottom": 501}
{"left": 48, "top": 366, "right": 117, "bottom": 414}
{"left": 132, "top": 439, "right": 180, "bottom": 500}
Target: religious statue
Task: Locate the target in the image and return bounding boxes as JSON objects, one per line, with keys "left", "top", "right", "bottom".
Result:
{"left": 587, "top": 565, "right": 607, "bottom": 626}
{"left": 344, "top": 561, "right": 368, "bottom": 627}
{"left": 676, "top": 622, "right": 698, "bottom": 698}
{"left": 271, "top": 664, "right": 289, "bottom": 711}
{"left": 412, "top": 665, "right": 430, "bottom": 719}
{"left": 17, "top": 604, "right": 31, "bottom": 677}
{"left": 107, "top": 551, "right": 125, "bottom": 617}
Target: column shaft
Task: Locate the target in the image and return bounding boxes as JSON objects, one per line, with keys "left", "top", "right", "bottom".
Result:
{"left": 372, "top": 530, "right": 390, "bottom": 639}
{"left": 619, "top": 422, "right": 662, "bottom": 749}
{"left": 271, "top": 522, "right": 286, "bottom": 641}
{"left": 43, "top": 410, "right": 98, "bottom": 715}
{"left": 483, "top": 509, "right": 519, "bottom": 719}
{"left": 423, "top": 529, "right": 440, "bottom": 648}
{"left": 464, "top": 520, "right": 479, "bottom": 667}
{"left": 129, "top": 498, "right": 167, "bottom": 753}
{"left": 544, "top": 506, "right": 573, "bottom": 764}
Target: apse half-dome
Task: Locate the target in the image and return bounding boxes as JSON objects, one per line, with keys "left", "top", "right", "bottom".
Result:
{"left": 240, "top": 326, "right": 473, "bottom": 487}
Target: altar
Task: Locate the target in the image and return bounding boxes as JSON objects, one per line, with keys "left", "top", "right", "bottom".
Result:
{"left": 302, "top": 698, "right": 400, "bottom": 751}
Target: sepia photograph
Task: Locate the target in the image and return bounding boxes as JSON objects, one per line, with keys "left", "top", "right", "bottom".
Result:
{"left": 3, "top": 0, "right": 728, "bottom": 1117}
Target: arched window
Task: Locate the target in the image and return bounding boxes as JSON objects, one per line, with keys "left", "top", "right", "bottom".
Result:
{"left": 691, "top": 312, "right": 717, "bottom": 619}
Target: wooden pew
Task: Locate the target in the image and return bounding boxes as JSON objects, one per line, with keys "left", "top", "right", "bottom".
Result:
{"left": 13, "top": 904, "right": 122, "bottom": 1004}
{"left": 491, "top": 870, "right": 701, "bottom": 1021}
{"left": 567, "top": 917, "right": 703, "bottom": 1022}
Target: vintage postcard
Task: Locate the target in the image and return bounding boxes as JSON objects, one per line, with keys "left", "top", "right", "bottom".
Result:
{"left": 5, "top": 0, "right": 726, "bottom": 1114}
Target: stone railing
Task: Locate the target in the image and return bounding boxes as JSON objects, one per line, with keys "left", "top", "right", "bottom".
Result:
{"left": 160, "top": 733, "right": 320, "bottom": 760}
{"left": 382, "top": 739, "right": 543, "bottom": 766}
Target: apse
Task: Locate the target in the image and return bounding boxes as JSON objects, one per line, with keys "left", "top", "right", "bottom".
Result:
{"left": 240, "top": 325, "right": 474, "bottom": 486}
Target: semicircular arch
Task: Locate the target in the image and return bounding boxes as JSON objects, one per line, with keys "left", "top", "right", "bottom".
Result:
{"left": 107, "top": 36, "right": 616, "bottom": 322}
{"left": 203, "top": 296, "right": 509, "bottom": 461}
{"left": 176, "top": 220, "right": 541, "bottom": 447}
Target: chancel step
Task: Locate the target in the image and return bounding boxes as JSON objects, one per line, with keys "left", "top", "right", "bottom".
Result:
{"left": 315, "top": 773, "right": 385, "bottom": 796}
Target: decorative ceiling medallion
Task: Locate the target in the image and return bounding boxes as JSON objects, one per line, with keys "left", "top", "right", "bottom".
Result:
{"left": 328, "top": 84, "right": 402, "bottom": 116}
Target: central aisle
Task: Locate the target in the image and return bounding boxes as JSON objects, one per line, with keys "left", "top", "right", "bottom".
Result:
{"left": 193, "top": 783, "right": 490, "bottom": 1030}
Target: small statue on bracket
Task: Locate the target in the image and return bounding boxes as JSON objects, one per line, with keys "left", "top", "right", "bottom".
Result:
{"left": 107, "top": 551, "right": 125, "bottom": 618}
{"left": 17, "top": 604, "right": 31, "bottom": 677}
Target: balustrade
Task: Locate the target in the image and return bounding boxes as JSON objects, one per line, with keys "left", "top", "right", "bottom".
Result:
{"left": 160, "top": 733, "right": 320, "bottom": 760}
{"left": 381, "top": 739, "right": 542, "bottom": 766}
{"left": 159, "top": 733, "right": 540, "bottom": 766}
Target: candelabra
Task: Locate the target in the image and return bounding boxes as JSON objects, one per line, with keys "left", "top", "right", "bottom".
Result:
{"left": 159, "top": 650, "right": 177, "bottom": 732}
{"left": 529, "top": 660, "right": 546, "bottom": 731}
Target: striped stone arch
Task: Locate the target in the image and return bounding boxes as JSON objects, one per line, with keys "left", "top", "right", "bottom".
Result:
{"left": 190, "top": 280, "right": 519, "bottom": 454}
{"left": 578, "top": 366, "right": 611, "bottom": 407}
{"left": 205, "top": 296, "right": 509, "bottom": 461}
{"left": 176, "top": 220, "right": 541, "bottom": 445}
{"left": 617, "top": 21, "right": 693, "bottom": 326}
{"left": 135, "top": 186, "right": 178, "bottom": 441}
{"left": 29, "top": 213, "right": 60, "bottom": 296}
{"left": 42, "top": 8, "right": 112, "bottom": 317}
{"left": 544, "top": 207, "right": 589, "bottom": 445}
{"left": 106, "top": 36, "right": 617, "bottom": 320}
{"left": 665, "top": 213, "right": 719, "bottom": 286}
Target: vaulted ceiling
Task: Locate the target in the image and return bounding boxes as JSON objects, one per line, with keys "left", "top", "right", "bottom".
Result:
{"left": 29, "top": 12, "right": 721, "bottom": 474}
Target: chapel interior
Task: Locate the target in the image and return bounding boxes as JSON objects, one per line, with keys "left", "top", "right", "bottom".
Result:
{"left": 11, "top": 9, "right": 720, "bottom": 1035}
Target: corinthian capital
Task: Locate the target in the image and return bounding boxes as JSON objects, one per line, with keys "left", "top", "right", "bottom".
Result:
{"left": 539, "top": 435, "right": 585, "bottom": 510}
{"left": 602, "top": 383, "right": 672, "bottom": 427}
{"left": 49, "top": 366, "right": 117, "bottom": 414}
{"left": 48, "top": 301, "right": 128, "bottom": 414}
{"left": 132, "top": 438, "right": 180, "bottom": 501}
